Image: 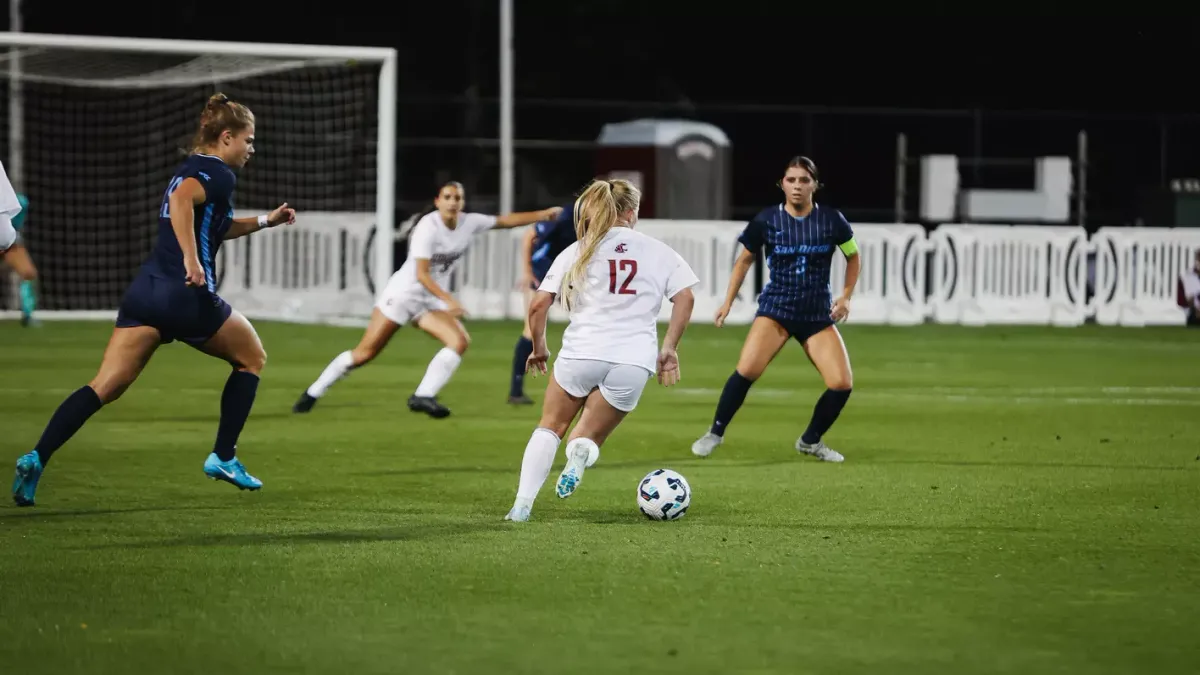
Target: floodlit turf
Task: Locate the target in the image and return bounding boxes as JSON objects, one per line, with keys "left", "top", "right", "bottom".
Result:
{"left": 2, "top": 319, "right": 1198, "bottom": 674}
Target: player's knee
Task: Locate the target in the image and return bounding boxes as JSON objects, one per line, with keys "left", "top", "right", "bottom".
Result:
{"left": 351, "top": 344, "right": 378, "bottom": 365}
{"left": 89, "top": 376, "right": 130, "bottom": 404}
{"left": 825, "top": 372, "right": 852, "bottom": 390}
{"left": 538, "top": 417, "right": 571, "bottom": 439}
{"left": 450, "top": 332, "right": 470, "bottom": 355}
{"left": 734, "top": 360, "right": 764, "bottom": 381}
{"left": 238, "top": 346, "right": 267, "bottom": 374}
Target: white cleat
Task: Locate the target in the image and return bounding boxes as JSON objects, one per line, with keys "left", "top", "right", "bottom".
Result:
{"left": 691, "top": 431, "right": 723, "bottom": 458}
{"left": 795, "top": 438, "right": 845, "bottom": 463}
{"left": 504, "top": 501, "right": 532, "bottom": 522}
{"left": 555, "top": 442, "right": 592, "bottom": 499}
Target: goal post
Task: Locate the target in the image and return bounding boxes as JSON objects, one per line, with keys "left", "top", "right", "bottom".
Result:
{"left": 0, "top": 31, "right": 397, "bottom": 325}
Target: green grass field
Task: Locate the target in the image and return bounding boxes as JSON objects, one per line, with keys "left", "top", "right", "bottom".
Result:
{"left": 2, "top": 319, "right": 1198, "bottom": 674}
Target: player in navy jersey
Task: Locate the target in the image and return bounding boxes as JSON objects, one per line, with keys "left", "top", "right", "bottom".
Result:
{"left": 691, "top": 156, "right": 860, "bottom": 463}
{"left": 508, "top": 201, "right": 577, "bottom": 404}
{"left": 11, "top": 93, "right": 296, "bottom": 507}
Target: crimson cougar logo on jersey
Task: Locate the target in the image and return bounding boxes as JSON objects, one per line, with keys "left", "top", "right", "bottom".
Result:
{"left": 614, "top": 243, "right": 627, "bottom": 253}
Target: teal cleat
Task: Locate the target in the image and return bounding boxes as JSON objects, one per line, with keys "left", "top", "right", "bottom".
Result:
{"left": 554, "top": 442, "right": 592, "bottom": 500}
{"left": 202, "top": 453, "right": 263, "bottom": 491}
{"left": 12, "top": 451, "right": 43, "bottom": 507}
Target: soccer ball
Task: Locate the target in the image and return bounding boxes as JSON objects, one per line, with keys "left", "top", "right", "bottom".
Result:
{"left": 637, "top": 468, "right": 691, "bottom": 521}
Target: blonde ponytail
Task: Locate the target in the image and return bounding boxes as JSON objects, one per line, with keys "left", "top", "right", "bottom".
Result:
{"left": 559, "top": 178, "right": 641, "bottom": 312}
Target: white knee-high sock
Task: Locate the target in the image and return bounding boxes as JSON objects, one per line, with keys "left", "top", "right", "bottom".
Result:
{"left": 566, "top": 437, "right": 601, "bottom": 468}
{"left": 307, "top": 351, "right": 356, "bottom": 398}
{"left": 516, "top": 427, "right": 561, "bottom": 502}
{"left": 414, "top": 347, "right": 462, "bottom": 397}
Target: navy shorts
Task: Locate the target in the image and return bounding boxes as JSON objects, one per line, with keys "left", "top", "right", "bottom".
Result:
{"left": 758, "top": 312, "right": 834, "bottom": 345}
{"left": 115, "top": 273, "right": 232, "bottom": 345}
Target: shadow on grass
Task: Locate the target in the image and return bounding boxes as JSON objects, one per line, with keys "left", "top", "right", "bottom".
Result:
{"left": 557, "top": 508, "right": 1049, "bottom": 534}
{"left": 2, "top": 505, "right": 229, "bottom": 523}
{"left": 359, "top": 457, "right": 796, "bottom": 478}
{"left": 83, "top": 520, "right": 509, "bottom": 550}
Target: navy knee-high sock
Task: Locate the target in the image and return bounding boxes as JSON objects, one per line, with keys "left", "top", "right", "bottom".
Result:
{"left": 710, "top": 371, "right": 753, "bottom": 437}
{"left": 33, "top": 386, "right": 104, "bottom": 466}
{"left": 801, "top": 388, "right": 853, "bottom": 445}
{"left": 510, "top": 337, "right": 534, "bottom": 397}
{"left": 214, "top": 370, "right": 260, "bottom": 462}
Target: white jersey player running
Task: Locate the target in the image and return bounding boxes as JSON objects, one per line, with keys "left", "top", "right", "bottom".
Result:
{"left": 294, "top": 180, "right": 561, "bottom": 418}
{"left": 505, "top": 178, "right": 698, "bottom": 522}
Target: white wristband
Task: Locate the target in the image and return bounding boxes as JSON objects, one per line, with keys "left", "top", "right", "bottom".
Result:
{"left": 257, "top": 214, "right": 270, "bottom": 229}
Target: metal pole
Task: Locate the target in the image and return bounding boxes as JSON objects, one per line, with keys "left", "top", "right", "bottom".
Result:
{"left": 9, "top": 0, "right": 23, "bottom": 188}
{"left": 895, "top": 132, "right": 907, "bottom": 223}
{"left": 1076, "top": 130, "right": 1087, "bottom": 228}
{"left": 6, "top": 0, "right": 22, "bottom": 313}
{"left": 499, "top": 0, "right": 514, "bottom": 215}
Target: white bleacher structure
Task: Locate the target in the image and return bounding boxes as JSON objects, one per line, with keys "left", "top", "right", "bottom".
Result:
{"left": 213, "top": 219, "right": 1200, "bottom": 328}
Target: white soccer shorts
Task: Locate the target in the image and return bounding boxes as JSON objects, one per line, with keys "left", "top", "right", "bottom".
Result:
{"left": 552, "top": 357, "right": 652, "bottom": 412}
{"left": 375, "top": 283, "right": 449, "bottom": 326}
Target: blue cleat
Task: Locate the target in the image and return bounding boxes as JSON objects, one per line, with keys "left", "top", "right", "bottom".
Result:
{"left": 203, "top": 453, "right": 263, "bottom": 491}
{"left": 554, "top": 442, "right": 593, "bottom": 500}
{"left": 12, "top": 451, "right": 43, "bottom": 507}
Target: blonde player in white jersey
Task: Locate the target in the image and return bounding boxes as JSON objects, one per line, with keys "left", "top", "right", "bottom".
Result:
{"left": 504, "top": 178, "right": 698, "bottom": 522}
{"left": 294, "top": 180, "right": 561, "bottom": 418}
{"left": 0, "top": 159, "right": 22, "bottom": 253}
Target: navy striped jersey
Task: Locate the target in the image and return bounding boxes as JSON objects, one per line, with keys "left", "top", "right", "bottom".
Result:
{"left": 531, "top": 201, "right": 577, "bottom": 279}
{"left": 145, "top": 153, "right": 237, "bottom": 293}
{"left": 738, "top": 203, "right": 854, "bottom": 321}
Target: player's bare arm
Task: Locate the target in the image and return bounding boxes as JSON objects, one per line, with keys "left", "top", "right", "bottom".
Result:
{"left": 525, "top": 289, "right": 555, "bottom": 375}
{"left": 494, "top": 206, "right": 562, "bottom": 229}
{"left": 520, "top": 227, "right": 537, "bottom": 287}
{"left": 716, "top": 248, "right": 755, "bottom": 327}
{"left": 168, "top": 177, "right": 207, "bottom": 287}
{"left": 832, "top": 241, "right": 860, "bottom": 323}
{"left": 415, "top": 258, "right": 464, "bottom": 316}
{"left": 659, "top": 287, "right": 695, "bottom": 386}
{"left": 225, "top": 202, "right": 297, "bottom": 240}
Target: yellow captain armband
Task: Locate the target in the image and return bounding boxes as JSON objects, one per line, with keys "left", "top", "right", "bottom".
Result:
{"left": 838, "top": 237, "right": 859, "bottom": 256}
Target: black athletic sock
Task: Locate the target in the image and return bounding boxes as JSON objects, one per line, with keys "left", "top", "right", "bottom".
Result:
{"left": 510, "top": 337, "right": 534, "bottom": 397}
{"left": 214, "top": 370, "right": 260, "bottom": 462}
{"left": 34, "top": 386, "right": 104, "bottom": 466}
{"left": 710, "top": 371, "right": 754, "bottom": 437}
{"left": 801, "top": 388, "right": 853, "bottom": 445}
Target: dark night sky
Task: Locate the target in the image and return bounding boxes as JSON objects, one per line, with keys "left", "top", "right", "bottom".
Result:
{"left": 12, "top": 2, "right": 1200, "bottom": 112}
{"left": 7, "top": 2, "right": 1200, "bottom": 224}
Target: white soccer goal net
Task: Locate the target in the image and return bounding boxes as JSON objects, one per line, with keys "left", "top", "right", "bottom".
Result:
{"left": 0, "top": 33, "right": 396, "bottom": 325}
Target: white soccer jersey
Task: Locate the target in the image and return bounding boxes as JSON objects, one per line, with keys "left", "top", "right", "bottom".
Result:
{"left": 0, "top": 160, "right": 21, "bottom": 250}
{"left": 385, "top": 210, "right": 496, "bottom": 300}
{"left": 539, "top": 227, "right": 699, "bottom": 373}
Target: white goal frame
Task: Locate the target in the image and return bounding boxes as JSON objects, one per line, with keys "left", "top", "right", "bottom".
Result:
{"left": 0, "top": 31, "right": 397, "bottom": 323}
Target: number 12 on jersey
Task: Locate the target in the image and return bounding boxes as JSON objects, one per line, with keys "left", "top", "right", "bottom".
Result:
{"left": 608, "top": 259, "right": 637, "bottom": 295}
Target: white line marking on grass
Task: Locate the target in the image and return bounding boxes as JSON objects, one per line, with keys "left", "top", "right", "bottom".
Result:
{"left": 668, "top": 387, "right": 1200, "bottom": 407}
{"left": 672, "top": 387, "right": 795, "bottom": 398}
